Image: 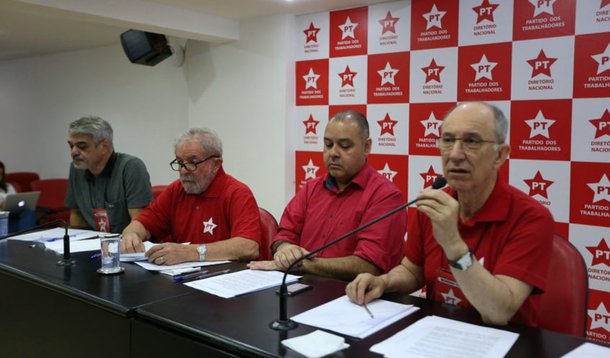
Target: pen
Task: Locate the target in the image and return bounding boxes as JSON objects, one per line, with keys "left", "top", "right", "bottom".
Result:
{"left": 174, "top": 268, "right": 231, "bottom": 283}
{"left": 90, "top": 253, "right": 101, "bottom": 260}
{"left": 173, "top": 270, "right": 209, "bottom": 283}
{"left": 363, "top": 302, "right": 374, "bottom": 319}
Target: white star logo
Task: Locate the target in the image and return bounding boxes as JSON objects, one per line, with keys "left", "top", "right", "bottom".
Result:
{"left": 420, "top": 112, "right": 443, "bottom": 137}
{"left": 588, "top": 302, "right": 610, "bottom": 331}
{"left": 529, "top": 0, "right": 556, "bottom": 17}
{"left": 302, "top": 159, "right": 320, "bottom": 180}
{"left": 423, "top": 4, "right": 447, "bottom": 30}
{"left": 441, "top": 289, "right": 462, "bottom": 305}
{"left": 303, "top": 68, "right": 320, "bottom": 90}
{"left": 339, "top": 16, "right": 358, "bottom": 40}
{"left": 470, "top": 54, "right": 497, "bottom": 81}
{"left": 592, "top": 43, "right": 610, "bottom": 76}
{"left": 378, "top": 62, "right": 399, "bottom": 86}
{"left": 378, "top": 163, "right": 398, "bottom": 182}
{"left": 588, "top": 174, "right": 610, "bottom": 203}
{"left": 202, "top": 217, "right": 217, "bottom": 235}
{"left": 525, "top": 111, "right": 556, "bottom": 139}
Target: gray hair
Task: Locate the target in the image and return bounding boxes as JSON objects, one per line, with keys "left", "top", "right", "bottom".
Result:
{"left": 175, "top": 128, "right": 223, "bottom": 157}
{"left": 329, "top": 110, "right": 369, "bottom": 140}
{"left": 443, "top": 102, "right": 508, "bottom": 144}
{"left": 69, "top": 116, "right": 114, "bottom": 149}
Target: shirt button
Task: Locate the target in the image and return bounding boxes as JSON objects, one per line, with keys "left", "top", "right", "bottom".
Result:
{"left": 329, "top": 213, "right": 333, "bottom": 218}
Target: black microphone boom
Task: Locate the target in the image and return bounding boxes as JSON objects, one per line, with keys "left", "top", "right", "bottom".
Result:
{"left": 2, "top": 218, "right": 75, "bottom": 266}
{"left": 270, "top": 176, "right": 447, "bottom": 330}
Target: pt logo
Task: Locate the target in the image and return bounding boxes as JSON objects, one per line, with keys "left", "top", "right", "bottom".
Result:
{"left": 302, "top": 159, "right": 320, "bottom": 180}
{"left": 422, "top": 58, "right": 445, "bottom": 83}
{"left": 473, "top": 0, "right": 499, "bottom": 24}
{"left": 525, "top": 110, "right": 555, "bottom": 139}
{"left": 420, "top": 112, "right": 443, "bottom": 137}
{"left": 588, "top": 302, "right": 610, "bottom": 332}
{"left": 378, "top": 62, "right": 399, "bottom": 86}
{"left": 523, "top": 171, "right": 554, "bottom": 199}
{"left": 529, "top": 0, "right": 556, "bottom": 17}
{"left": 420, "top": 166, "right": 443, "bottom": 188}
{"left": 378, "top": 11, "right": 399, "bottom": 35}
{"left": 377, "top": 113, "right": 398, "bottom": 136}
{"left": 303, "top": 68, "right": 320, "bottom": 90}
{"left": 302, "top": 114, "right": 320, "bottom": 135}
{"left": 339, "top": 17, "right": 358, "bottom": 40}
{"left": 303, "top": 22, "right": 320, "bottom": 43}
{"left": 588, "top": 174, "right": 610, "bottom": 203}
{"left": 587, "top": 238, "right": 610, "bottom": 266}
{"left": 590, "top": 109, "right": 610, "bottom": 139}
{"left": 423, "top": 4, "right": 446, "bottom": 30}
{"left": 592, "top": 44, "right": 610, "bottom": 75}
{"left": 339, "top": 66, "right": 357, "bottom": 87}
{"left": 441, "top": 289, "right": 461, "bottom": 305}
{"left": 471, "top": 54, "right": 497, "bottom": 81}
{"left": 527, "top": 50, "right": 557, "bottom": 78}
{"left": 378, "top": 163, "right": 397, "bottom": 182}
{"left": 202, "top": 217, "right": 217, "bottom": 235}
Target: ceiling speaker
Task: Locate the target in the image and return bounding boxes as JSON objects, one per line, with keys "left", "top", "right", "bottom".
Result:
{"left": 120, "top": 29, "right": 172, "bottom": 66}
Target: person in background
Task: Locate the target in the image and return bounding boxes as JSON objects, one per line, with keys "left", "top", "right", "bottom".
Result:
{"left": 120, "top": 128, "right": 261, "bottom": 265}
{"left": 346, "top": 102, "right": 554, "bottom": 327}
{"left": 248, "top": 110, "right": 406, "bottom": 281}
{"left": 0, "top": 161, "right": 36, "bottom": 232}
{"left": 65, "top": 116, "right": 153, "bottom": 233}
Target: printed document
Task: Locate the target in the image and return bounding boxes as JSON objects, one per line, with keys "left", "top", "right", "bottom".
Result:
{"left": 185, "top": 269, "right": 300, "bottom": 298}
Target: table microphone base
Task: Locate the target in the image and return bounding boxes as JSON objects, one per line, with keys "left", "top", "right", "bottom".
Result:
{"left": 57, "top": 259, "right": 76, "bottom": 266}
{"left": 269, "top": 319, "right": 298, "bottom": 331}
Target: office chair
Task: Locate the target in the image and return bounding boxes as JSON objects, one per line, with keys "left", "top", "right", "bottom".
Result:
{"left": 258, "top": 207, "right": 278, "bottom": 261}
{"left": 536, "top": 234, "right": 588, "bottom": 337}
{"left": 31, "top": 179, "right": 70, "bottom": 226}
{"left": 4, "top": 172, "right": 40, "bottom": 192}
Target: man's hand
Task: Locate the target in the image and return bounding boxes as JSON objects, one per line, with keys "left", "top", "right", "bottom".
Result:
{"left": 416, "top": 189, "right": 463, "bottom": 256}
{"left": 247, "top": 260, "right": 281, "bottom": 271}
{"left": 145, "top": 243, "right": 198, "bottom": 266}
{"left": 120, "top": 232, "right": 145, "bottom": 253}
{"left": 273, "top": 243, "right": 311, "bottom": 270}
{"left": 345, "top": 273, "right": 387, "bottom": 305}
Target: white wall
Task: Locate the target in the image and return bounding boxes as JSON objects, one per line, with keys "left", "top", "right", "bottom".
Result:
{"left": 0, "top": 13, "right": 294, "bottom": 219}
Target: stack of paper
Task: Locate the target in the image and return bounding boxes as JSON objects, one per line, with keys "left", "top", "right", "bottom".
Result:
{"left": 185, "top": 269, "right": 300, "bottom": 298}
{"left": 291, "top": 295, "right": 419, "bottom": 339}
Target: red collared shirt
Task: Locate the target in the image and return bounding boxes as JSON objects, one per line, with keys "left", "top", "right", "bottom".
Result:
{"left": 136, "top": 167, "right": 261, "bottom": 245}
{"left": 405, "top": 178, "right": 554, "bottom": 326}
{"left": 273, "top": 164, "right": 406, "bottom": 272}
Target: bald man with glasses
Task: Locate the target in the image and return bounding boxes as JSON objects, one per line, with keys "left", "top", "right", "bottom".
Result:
{"left": 347, "top": 102, "right": 554, "bottom": 328}
{"left": 121, "top": 128, "right": 261, "bottom": 265}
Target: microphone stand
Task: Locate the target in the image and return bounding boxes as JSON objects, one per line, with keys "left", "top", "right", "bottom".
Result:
{"left": 3, "top": 218, "right": 75, "bottom": 266}
{"left": 270, "top": 177, "right": 447, "bottom": 330}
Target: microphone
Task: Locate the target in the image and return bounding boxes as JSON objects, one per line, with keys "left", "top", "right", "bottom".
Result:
{"left": 270, "top": 176, "right": 447, "bottom": 330}
{"left": 2, "top": 218, "right": 76, "bottom": 266}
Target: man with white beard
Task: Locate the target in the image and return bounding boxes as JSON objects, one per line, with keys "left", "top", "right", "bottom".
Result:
{"left": 121, "top": 128, "right": 261, "bottom": 265}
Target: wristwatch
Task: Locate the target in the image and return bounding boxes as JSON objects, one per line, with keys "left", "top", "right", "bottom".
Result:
{"left": 197, "top": 244, "right": 207, "bottom": 261}
{"left": 449, "top": 251, "right": 474, "bottom": 271}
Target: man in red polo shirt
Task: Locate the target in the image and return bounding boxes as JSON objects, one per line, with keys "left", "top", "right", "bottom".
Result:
{"left": 120, "top": 128, "right": 260, "bottom": 265}
{"left": 249, "top": 110, "right": 406, "bottom": 281}
{"left": 347, "top": 102, "right": 554, "bottom": 327}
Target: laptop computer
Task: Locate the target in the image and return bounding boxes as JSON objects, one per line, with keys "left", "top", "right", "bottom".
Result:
{"left": 3, "top": 191, "right": 41, "bottom": 213}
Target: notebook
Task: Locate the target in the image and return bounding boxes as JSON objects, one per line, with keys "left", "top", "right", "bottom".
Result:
{"left": 3, "top": 191, "right": 41, "bottom": 212}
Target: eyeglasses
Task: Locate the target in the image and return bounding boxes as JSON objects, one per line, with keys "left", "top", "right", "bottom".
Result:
{"left": 169, "top": 155, "right": 218, "bottom": 172}
{"left": 436, "top": 136, "right": 498, "bottom": 152}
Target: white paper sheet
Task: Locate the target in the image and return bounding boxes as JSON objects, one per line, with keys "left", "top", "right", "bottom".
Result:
{"left": 45, "top": 238, "right": 101, "bottom": 253}
{"left": 135, "top": 260, "right": 231, "bottom": 271}
{"left": 281, "top": 330, "right": 349, "bottom": 358}
{"left": 370, "top": 315, "right": 519, "bottom": 358}
{"left": 185, "top": 269, "right": 300, "bottom": 298}
{"left": 9, "top": 228, "right": 103, "bottom": 242}
{"left": 291, "top": 295, "right": 419, "bottom": 339}
{"left": 562, "top": 342, "right": 610, "bottom": 357}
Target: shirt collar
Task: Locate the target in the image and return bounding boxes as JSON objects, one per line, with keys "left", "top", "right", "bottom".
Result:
{"left": 448, "top": 176, "right": 510, "bottom": 226}
{"left": 323, "top": 164, "right": 371, "bottom": 192}
{"left": 85, "top": 152, "right": 117, "bottom": 181}
{"left": 200, "top": 166, "right": 227, "bottom": 198}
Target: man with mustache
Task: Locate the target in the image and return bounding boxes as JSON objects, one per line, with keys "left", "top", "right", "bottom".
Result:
{"left": 120, "top": 128, "right": 260, "bottom": 265}
{"left": 346, "top": 102, "right": 554, "bottom": 327}
{"left": 66, "top": 116, "right": 152, "bottom": 233}
{"left": 248, "top": 110, "right": 406, "bottom": 281}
